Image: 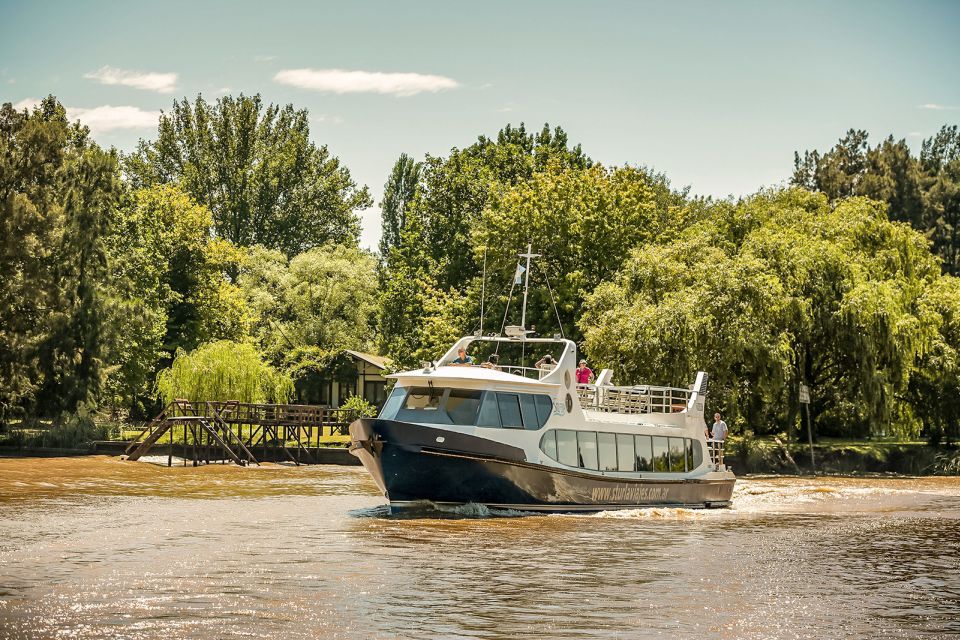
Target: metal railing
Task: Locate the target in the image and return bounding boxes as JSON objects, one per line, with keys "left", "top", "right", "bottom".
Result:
{"left": 707, "top": 439, "right": 725, "bottom": 469}
{"left": 577, "top": 384, "right": 693, "bottom": 415}
{"left": 446, "top": 363, "right": 555, "bottom": 380}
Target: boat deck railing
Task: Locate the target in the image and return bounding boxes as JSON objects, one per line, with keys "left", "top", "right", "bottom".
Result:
{"left": 577, "top": 384, "right": 692, "bottom": 415}
{"left": 449, "top": 363, "right": 556, "bottom": 380}
{"left": 707, "top": 439, "right": 726, "bottom": 469}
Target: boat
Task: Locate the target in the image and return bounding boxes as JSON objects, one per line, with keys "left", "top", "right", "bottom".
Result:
{"left": 349, "top": 247, "right": 735, "bottom": 513}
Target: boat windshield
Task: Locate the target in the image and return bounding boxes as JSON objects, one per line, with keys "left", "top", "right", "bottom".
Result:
{"left": 379, "top": 385, "right": 554, "bottom": 429}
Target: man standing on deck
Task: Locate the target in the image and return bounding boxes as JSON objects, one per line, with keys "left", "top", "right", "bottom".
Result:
{"left": 707, "top": 413, "right": 728, "bottom": 441}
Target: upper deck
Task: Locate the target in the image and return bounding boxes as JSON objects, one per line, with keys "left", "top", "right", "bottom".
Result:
{"left": 390, "top": 334, "right": 707, "bottom": 419}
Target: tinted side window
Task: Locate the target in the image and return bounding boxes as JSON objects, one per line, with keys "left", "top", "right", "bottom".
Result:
{"left": 669, "top": 437, "right": 686, "bottom": 472}
{"left": 477, "top": 392, "right": 501, "bottom": 427}
{"left": 396, "top": 387, "right": 451, "bottom": 424}
{"left": 556, "top": 429, "right": 578, "bottom": 467}
{"left": 540, "top": 430, "right": 557, "bottom": 461}
{"left": 578, "top": 431, "right": 599, "bottom": 470}
{"left": 635, "top": 435, "right": 653, "bottom": 471}
{"left": 691, "top": 439, "right": 703, "bottom": 468}
{"left": 534, "top": 395, "right": 553, "bottom": 427}
{"left": 616, "top": 434, "right": 635, "bottom": 471}
{"left": 598, "top": 432, "right": 617, "bottom": 471}
{"left": 652, "top": 436, "right": 670, "bottom": 472}
{"left": 519, "top": 394, "right": 539, "bottom": 430}
{"left": 446, "top": 389, "right": 482, "bottom": 425}
{"left": 498, "top": 393, "right": 523, "bottom": 428}
{"left": 404, "top": 387, "right": 441, "bottom": 410}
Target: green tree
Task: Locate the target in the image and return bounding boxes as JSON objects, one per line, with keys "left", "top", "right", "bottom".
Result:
{"left": 102, "top": 185, "right": 252, "bottom": 414}
{"left": 379, "top": 153, "right": 421, "bottom": 262}
{"left": 920, "top": 125, "right": 960, "bottom": 275}
{"left": 378, "top": 123, "right": 600, "bottom": 365}
{"left": 582, "top": 189, "right": 949, "bottom": 440}
{"left": 126, "top": 94, "right": 372, "bottom": 257}
{"left": 793, "top": 125, "right": 960, "bottom": 274}
{"left": 908, "top": 274, "right": 960, "bottom": 444}
{"left": 0, "top": 97, "right": 123, "bottom": 419}
{"left": 239, "top": 243, "right": 379, "bottom": 361}
{"left": 156, "top": 340, "right": 293, "bottom": 405}
{"left": 476, "top": 163, "right": 688, "bottom": 340}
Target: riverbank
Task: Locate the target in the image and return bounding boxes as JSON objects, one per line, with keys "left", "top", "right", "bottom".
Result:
{"left": 0, "top": 436, "right": 956, "bottom": 475}
{"left": 0, "top": 441, "right": 360, "bottom": 465}
{"left": 725, "top": 436, "right": 960, "bottom": 476}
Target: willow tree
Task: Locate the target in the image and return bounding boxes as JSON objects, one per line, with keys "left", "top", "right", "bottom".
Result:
{"left": 239, "top": 243, "right": 379, "bottom": 362}
{"left": 156, "top": 340, "right": 293, "bottom": 405}
{"left": 582, "top": 189, "right": 951, "bottom": 440}
{"left": 126, "top": 94, "right": 372, "bottom": 257}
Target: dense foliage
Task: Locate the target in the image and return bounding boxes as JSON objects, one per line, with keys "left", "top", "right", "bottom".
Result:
{"left": 126, "top": 94, "right": 372, "bottom": 256}
{"left": 0, "top": 97, "right": 122, "bottom": 421}
{"left": 581, "top": 190, "right": 956, "bottom": 440}
{"left": 794, "top": 126, "right": 960, "bottom": 275}
{"left": 1, "top": 93, "right": 958, "bottom": 445}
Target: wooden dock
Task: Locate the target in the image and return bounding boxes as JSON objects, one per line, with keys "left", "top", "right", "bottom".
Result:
{"left": 124, "top": 399, "right": 357, "bottom": 467}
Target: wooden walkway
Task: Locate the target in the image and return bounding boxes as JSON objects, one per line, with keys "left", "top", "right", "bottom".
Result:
{"left": 124, "top": 400, "right": 356, "bottom": 467}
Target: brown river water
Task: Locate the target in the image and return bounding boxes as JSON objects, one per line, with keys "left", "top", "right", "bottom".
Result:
{"left": 0, "top": 456, "right": 958, "bottom": 639}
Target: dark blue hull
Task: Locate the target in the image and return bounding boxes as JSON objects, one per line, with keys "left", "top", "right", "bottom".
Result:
{"left": 349, "top": 419, "right": 734, "bottom": 513}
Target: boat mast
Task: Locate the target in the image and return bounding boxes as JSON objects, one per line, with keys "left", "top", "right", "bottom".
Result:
{"left": 519, "top": 243, "right": 540, "bottom": 331}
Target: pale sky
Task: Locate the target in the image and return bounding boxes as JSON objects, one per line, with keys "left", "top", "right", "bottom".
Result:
{"left": 2, "top": 0, "right": 958, "bottom": 249}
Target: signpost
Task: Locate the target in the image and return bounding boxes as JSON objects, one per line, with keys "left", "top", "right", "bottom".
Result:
{"left": 799, "top": 383, "right": 815, "bottom": 475}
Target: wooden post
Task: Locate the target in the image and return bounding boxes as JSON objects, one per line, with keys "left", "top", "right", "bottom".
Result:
{"left": 168, "top": 424, "right": 173, "bottom": 467}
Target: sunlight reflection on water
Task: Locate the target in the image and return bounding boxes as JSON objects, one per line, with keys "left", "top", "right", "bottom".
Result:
{"left": 0, "top": 456, "right": 958, "bottom": 639}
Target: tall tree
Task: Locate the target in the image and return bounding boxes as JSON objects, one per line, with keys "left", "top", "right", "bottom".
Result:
{"left": 0, "top": 97, "right": 123, "bottom": 419}
{"left": 378, "top": 123, "right": 598, "bottom": 365}
{"left": 793, "top": 125, "right": 959, "bottom": 274}
{"left": 126, "top": 94, "right": 372, "bottom": 257}
{"left": 239, "top": 243, "right": 379, "bottom": 361}
{"left": 920, "top": 125, "right": 960, "bottom": 275}
{"left": 379, "top": 153, "right": 421, "bottom": 261}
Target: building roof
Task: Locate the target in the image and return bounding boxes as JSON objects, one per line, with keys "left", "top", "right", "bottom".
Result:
{"left": 344, "top": 350, "right": 390, "bottom": 370}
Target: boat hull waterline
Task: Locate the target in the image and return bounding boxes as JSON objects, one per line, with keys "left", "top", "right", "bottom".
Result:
{"left": 349, "top": 418, "right": 735, "bottom": 513}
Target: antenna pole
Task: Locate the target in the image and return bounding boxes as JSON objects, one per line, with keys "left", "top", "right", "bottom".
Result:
{"left": 520, "top": 243, "right": 540, "bottom": 330}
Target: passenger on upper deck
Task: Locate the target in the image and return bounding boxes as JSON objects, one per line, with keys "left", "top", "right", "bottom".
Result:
{"left": 575, "top": 359, "right": 594, "bottom": 384}
{"left": 535, "top": 354, "right": 556, "bottom": 371}
{"left": 480, "top": 353, "right": 500, "bottom": 370}
{"left": 451, "top": 347, "right": 474, "bottom": 366}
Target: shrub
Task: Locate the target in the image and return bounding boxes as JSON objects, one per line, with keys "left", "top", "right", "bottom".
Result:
{"left": 340, "top": 395, "right": 377, "bottom": 419}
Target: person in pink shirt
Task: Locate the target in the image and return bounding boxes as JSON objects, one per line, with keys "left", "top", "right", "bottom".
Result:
{"left": 575, "top": 360, "right": 593, "bottom": 384}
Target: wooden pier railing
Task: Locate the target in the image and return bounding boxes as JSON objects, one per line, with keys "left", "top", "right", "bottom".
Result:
{"left": 123, "top": 399, "right": 358, "bottom": 467}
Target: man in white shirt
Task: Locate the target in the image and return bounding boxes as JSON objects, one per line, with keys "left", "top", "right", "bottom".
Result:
{"left": 708, "top": 413, "right": 728, "bottom": 441}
